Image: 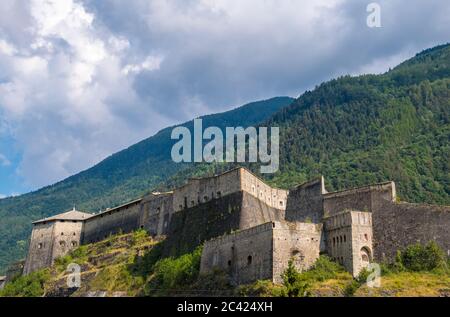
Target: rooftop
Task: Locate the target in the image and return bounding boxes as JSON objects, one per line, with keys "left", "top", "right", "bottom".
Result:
{"left": 33, "top": 208, "right": 93, "bottom": 224}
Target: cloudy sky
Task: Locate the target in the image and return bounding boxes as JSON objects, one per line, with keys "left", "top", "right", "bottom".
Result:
{"left": 0, "top": 0, "right": 449, "bottom": 197}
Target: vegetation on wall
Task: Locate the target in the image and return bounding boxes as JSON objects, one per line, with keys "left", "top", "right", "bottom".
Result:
{"left": 1, "top": 43, "right": 449, "bottom": 275}
{"left": 0, "top": 97, "right": 293, "bottom": 274}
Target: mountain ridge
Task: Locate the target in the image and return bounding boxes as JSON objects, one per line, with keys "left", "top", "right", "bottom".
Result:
{"left": 0, "top": 96, "right": 294, "bottom": 273}
{"left": 1, "top": 43, "right": 449, "bottom": 273}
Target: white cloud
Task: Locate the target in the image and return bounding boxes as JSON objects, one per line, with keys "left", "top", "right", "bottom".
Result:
{"left": 0, "top": 153, "right": 11, "bottom": 166}
{"left": 122, "top": 55, "right": 164, "bottom": 75}
{"left": 0, "top": 0, "right": 449, "bottom": 190}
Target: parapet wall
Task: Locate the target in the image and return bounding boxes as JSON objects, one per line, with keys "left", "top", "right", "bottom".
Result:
{"left": 201, "top": 221, "right": 323, "bottom": 285}
{"left": 82, "top": 200, "right": 142, "bottom": 244}
{"left": 201, "top": 222, "right": 275, "bottom": 285}
{"left": 140, "top": 192, "right": 174, "bottom": 236}
{"left": 163, "top": 191, "right": 285, "bottom": 257}
{"left": 372, "top": 201, "right": 450, "bottom": 261}
{"left": 240, "top": 169, "right": 288, "bottom": 210}
{"left": 285, "top": 177, "right": 325, "bottom": 223}
{"left": 24, "top": 220, "right": 84, "bottom": 275}
{"left": 272, "top": 221, "right": 323, "bottom": 283}
{"left": 173, "top": 168, "right": 242, "bottom": 212}
{"left": 323, "top": 182, "right": 395, "bottom": 217}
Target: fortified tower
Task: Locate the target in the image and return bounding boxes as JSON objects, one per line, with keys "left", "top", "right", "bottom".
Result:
{"left": 23, "top": 209, "right": 92, "bottom": 275}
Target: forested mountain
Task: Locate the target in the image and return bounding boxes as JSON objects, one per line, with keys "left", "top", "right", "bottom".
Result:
{"left": 162, "top": 44, "right": 449, "bottom": 205}
{"left": 1, "top": 43, "right": 449, "bottom": 274}
{"left": 0, "top": 97, "right": 293, "bottom": 273}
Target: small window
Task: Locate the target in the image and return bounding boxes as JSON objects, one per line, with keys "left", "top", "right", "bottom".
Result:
{"left": 37, "top": 243, "right": 43, "bottom": 249}
{"left": 204, "top": 196, "right": 208, "bottom": 202}
{"left": 228, "top": 260, "right": 232, "bottom": 266}
{"left": 333, "top": 237, "right": 336, "bottom": 246}
{"left": 71, "top": 241, "right": 78, "bottom": 247}
{"left": 340, "top": 236, "right": 343, "bottom": 243}
{"left": 364, "top": 234, "right": 369, "bottom": 241}
{"left": 247, "top": 255, "right": 253, "bottom": 265}
{"left": 140, "top": 225, "right": 144, "bottom": 229}
{"left": 344, "top": 235, "right": 346, "bottom": 243}
{"left": 73, "top": 232, "right": 76, "bottom": 236}
{"left": 217, "top": 191, "right": 221, "bottom": 197}
{"left": 59, "top": 241, "right": 66, "bottom": 247}
{"left": 61, "top": 232, "right": 64, "bottom": 236}
{"left": 279, "top": 201, "right": 284, "bottom": 206}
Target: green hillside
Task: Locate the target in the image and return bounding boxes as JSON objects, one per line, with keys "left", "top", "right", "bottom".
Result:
{"left": 0, "top": 97, "right": 293, "bottom": 274}
{"left": 160, "top": 44, "right": 450, "bottom": 205}
{"left": 266, "top": 43, "right": 450, "bottom": 203}
{"left": 1, "top": 43, "right": 449, "bottom": 275}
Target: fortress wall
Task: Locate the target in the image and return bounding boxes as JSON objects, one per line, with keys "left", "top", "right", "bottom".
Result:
{"left": 240, "top": 191, "right": 285, "bottom": 229}
{"left": 163, "top": 190, "right": 283, "bottom": 258}
{"left": 24, "top": 220, "right": 84, "bottom": 275}
{"left": 82, "top": 201, "right": 142, "bottom": 244}
{"left": 24, "top": 222, "right": 55, "bottom": 274}
{"left": 285, "top": 178, "right": 325, "bottom": 223}
{"left": 272, "top": 222, "right": 322, "bottom": 283}
{"left": 372, "top": 201, "right": 450, "bottom": 261}
{"left": 323, "top": 182, "right": 395, "bottom": 217}
{"left": 349, "top": 212, "right": 373, "bottom": 276}
{"left": 173, "top": 168, "right": 242, "bottom": 212}
{"left": 240, "top": 169, "right": 288, "bottom": 210}
{"left": 324, "top": 211, "right": 373, "bottom": 276}
{"left": 201, "top": 223, "right": 274, "bottom": 285}
{"left": 50, "top": 221, "right": 84, "bottom": 263}
{"left": 163, "top": 191, "right": 244, "bottom": 257}
{"left": 140, "top": 193, "right": 174, "bottom": 236}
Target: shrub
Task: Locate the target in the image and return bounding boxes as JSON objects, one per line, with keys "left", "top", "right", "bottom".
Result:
{"left": 280, "top": 259, "right": 310, "bottom": 297}
{"left": 396, "top": 241, "right": 447, "bottom": 272}
{"left": 299, "top": 255, "right": 345, "bottom": 282}
{"left": 0, "top": 269, "right": 50, "bottom": 297}
{"left": 129, "top": 241, "right": 165, "bottom": 276}
{"left": 237, "top": 280, "right": 285, "bottom": 297}
{"left": 132, "top": 229, "right": 148, "bottom": 245}
{"left": 343, "top": 269, "right": 370, "bottom": 297}
{"left": 144, "top": 246, "right": 203, "bottom": 296}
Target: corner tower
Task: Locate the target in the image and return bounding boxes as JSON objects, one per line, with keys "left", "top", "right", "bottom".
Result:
{"left": 23, "top": 209, "right": 92, "bottom": 275}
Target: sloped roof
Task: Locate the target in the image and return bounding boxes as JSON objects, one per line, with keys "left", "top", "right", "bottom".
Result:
{"left": 33, "top": 209, "right": 93, "bottom": 224}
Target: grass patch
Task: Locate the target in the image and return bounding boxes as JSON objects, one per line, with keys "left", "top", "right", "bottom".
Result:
{"left": 0, "top": 269, "right": 50, "bottom": 297}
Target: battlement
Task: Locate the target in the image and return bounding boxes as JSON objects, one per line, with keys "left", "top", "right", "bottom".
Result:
{"left": 204, "top": 222, "right": 275, "bottom": 248}
{"left": 23, "top": 166, "right": 450, "bottom": 284}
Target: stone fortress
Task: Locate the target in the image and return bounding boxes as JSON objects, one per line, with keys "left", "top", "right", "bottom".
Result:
{"left": 23, "top": 167, "right": 450, "bottom": 285}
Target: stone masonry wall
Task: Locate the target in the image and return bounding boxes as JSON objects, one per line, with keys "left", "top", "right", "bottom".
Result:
{"left": 173, "top": 169, "right": 242, "bottom": 212}
{"left": 24, "top": 222, "right": 55, "bottom": 275}
{"left": 50, "top": 221, "right": 84, "bottom": 263}
{"left": 272, "top": 221, "right": 323, "bottom": 283}
{"left": 24, "top": 220, "right": 84, "bottom": 275}
{"left": 200, "top": 223, "right": 274, "bottom": 285}
{"left": 82, "top": 200, "right": 142, "bottom": 244}
{"left": 163, "top": 191, "right": 284, "bottom": 257}
{"left": 139, "top": 193, "right": 174, "bottom": 236}
{"left": 372, "top": 201, "right": 450, "bottom": 261}
{"left": 240, "top": 169, "right": 288, "bottom": 210}
{"left": 324, "top": 211, "right": 373, "bottom": 276}
{"left": 323, "top": 182, "right": 395, "bottom": 217}
{"left": 285, "top": 177, "right": 325, "bottom": 223}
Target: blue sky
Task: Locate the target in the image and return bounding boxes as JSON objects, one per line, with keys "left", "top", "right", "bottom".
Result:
{"left": 0, "top": 0, "right": 449, "bottom": 197}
